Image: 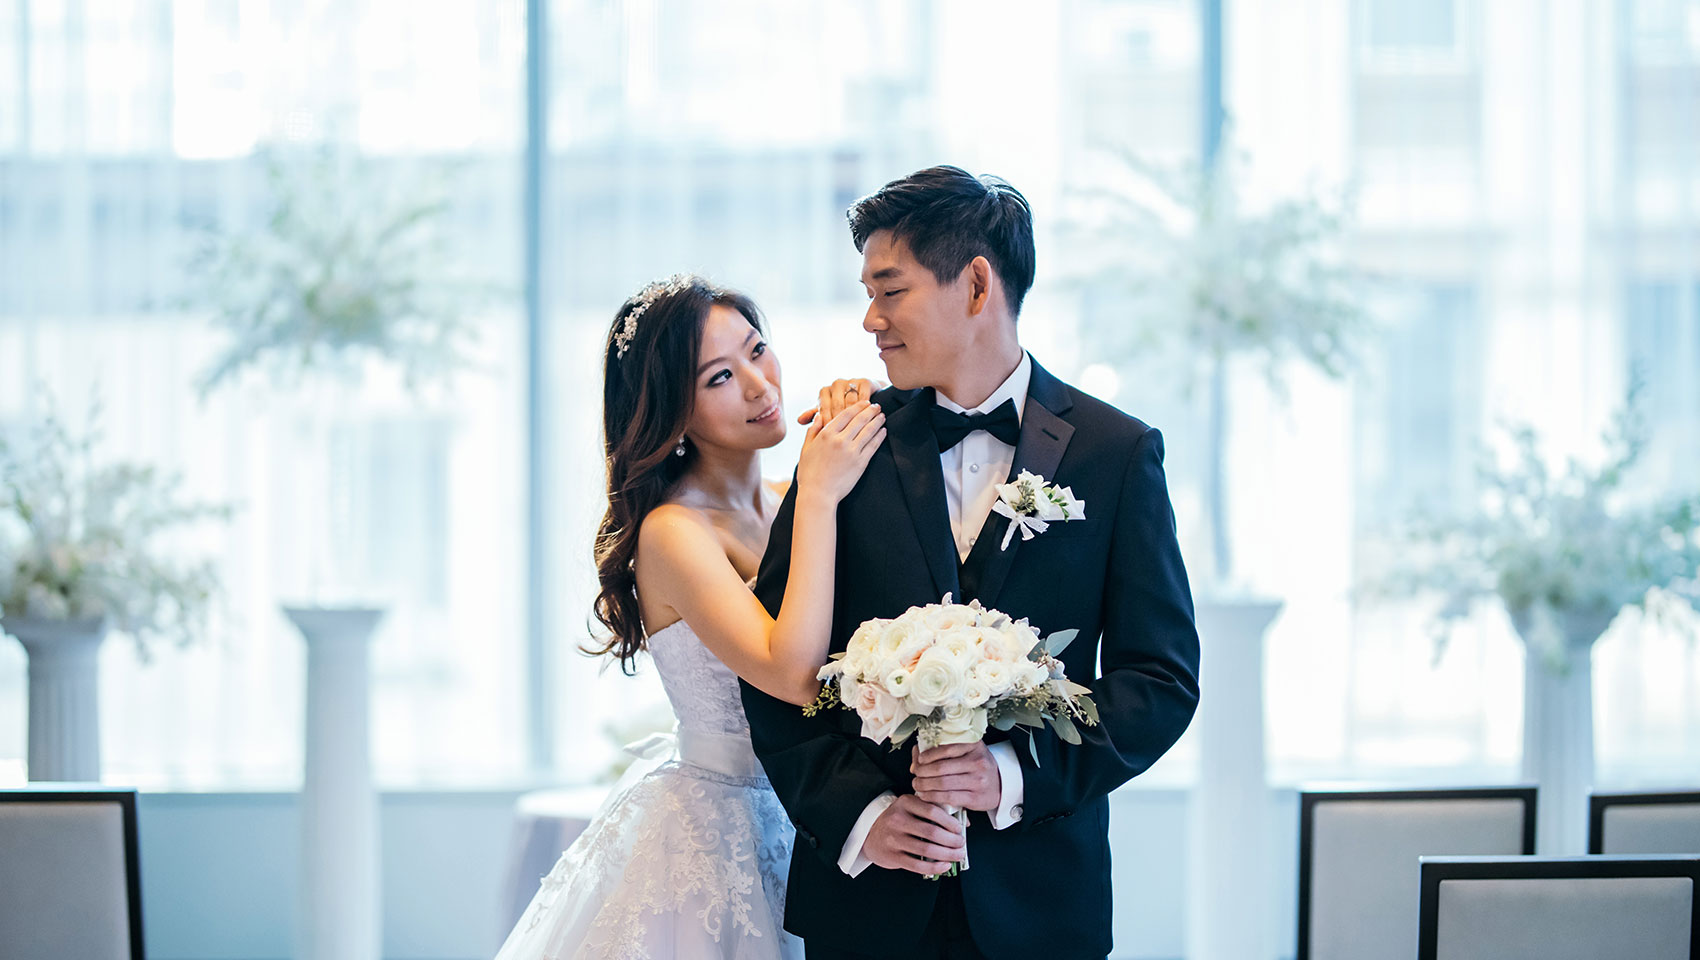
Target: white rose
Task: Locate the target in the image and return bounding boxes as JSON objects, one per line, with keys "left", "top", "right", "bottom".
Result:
{"left": 894, "top": 632, "right": 932, "bottom": 670}
{"left": 839, "top": 673, "right": 862, "bottom": 708}
{"left": 847, "top": 619, "right": 884, "bottom": 654}
{"left": 935, "top": 627, "right": 977, "bottom": 664}
{"left": 934, "top": 702, "right": 989, "bottom": 744}
{"left": 983, "top": 622, "right": 1036, "bottom": 663}
{"left": 875, "top": 622, "right": 908, "bottom": 658}
{"left": 971, "top": 659, "right": 1013, "bottom": 696}
{"left": 1014, "top": 660, "right": 1051, "bottom": 693}
{"left": 918, "top": 603, "right": 974, "bottom": 635}
{"left": 962, "top": 677, "right": 990, "bottom": 708}
{"left": 855, "top": 682, "right": 908, "bottom": 744}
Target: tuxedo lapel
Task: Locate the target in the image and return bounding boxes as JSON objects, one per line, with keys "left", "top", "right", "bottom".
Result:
{"left": 883, "top": 389, "right": 962, "bottom": 602}
{"left": 963, "top": 359, "right": 1075, "bottom": 608}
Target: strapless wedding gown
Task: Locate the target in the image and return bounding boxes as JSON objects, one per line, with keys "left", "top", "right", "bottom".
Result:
{"left": 493, "top": 612, "right": 803, "bottom": 960}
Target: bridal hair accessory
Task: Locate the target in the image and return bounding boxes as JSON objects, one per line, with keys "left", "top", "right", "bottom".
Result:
{"left": 613, "top": 274, "right": 696, "bottom": 359}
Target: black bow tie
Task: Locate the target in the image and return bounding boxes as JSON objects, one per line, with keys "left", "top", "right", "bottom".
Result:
{"left": 930, "top": 398, "right": 1021, "bottom": 451}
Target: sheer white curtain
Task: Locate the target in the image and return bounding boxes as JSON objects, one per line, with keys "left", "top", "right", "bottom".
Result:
{"left": 0, "top": 0, "right": 529, "bottom": 787}
{"left": 1228, "top": 0, "right": 1700, "bottom": 782}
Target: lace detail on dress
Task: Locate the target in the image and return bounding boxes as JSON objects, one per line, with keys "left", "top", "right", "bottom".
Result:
{"left": 518, "top": 763, "right": 794, "bottom": 960}
{"left": 493, "top": 603, "right": 800, "bottom": 960}
{"left": 644, "top": 586, "right": 758, "bottom": 738}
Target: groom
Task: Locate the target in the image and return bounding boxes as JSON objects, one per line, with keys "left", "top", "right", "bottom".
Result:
{"left": 741, "top": 166, "right": 1200, "bottom": 960}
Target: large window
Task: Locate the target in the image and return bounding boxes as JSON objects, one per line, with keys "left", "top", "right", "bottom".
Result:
{"left": 0, "top": 0, "right": 528, "bottom": 787}
{"left": 2, "top": 0, "right": 1697, "bottom": 790}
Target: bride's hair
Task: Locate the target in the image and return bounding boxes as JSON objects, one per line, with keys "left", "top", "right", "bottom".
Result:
{"left": 588, "top": 274, "right": 767, "bottom": 673}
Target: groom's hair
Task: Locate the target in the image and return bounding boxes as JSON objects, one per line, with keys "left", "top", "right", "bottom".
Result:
{"left": 847, "top": 165, "right": 1036, "bottom": 317}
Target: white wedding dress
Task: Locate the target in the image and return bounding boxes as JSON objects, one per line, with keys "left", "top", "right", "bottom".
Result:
{"left": 493, "top": 609, "right": 803, "bottom": 960}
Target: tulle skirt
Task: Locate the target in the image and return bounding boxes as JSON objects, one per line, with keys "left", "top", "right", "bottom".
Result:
{"left": 493, "top": 730, "right": 803, "bottom": 960}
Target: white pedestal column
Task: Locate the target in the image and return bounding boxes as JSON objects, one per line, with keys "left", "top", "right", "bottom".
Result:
{"left": 286, "top": 605, "right": 385, "bottom": 960}
{"left": 1186, "top": 596, "right": 1283, "bottom": 960}
{"left": 1512, "top": 607, "right": 1610, "bottom": 857}
{"left": 1520, "top": 639, "right": 1597, "bottom": 856}
{"left": 5, "top": 616, "right": 109, "bottom": 783}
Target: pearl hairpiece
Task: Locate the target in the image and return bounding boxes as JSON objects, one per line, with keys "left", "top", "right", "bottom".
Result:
{"left": 613, "top": 274, "right": 697, "bottom": 359}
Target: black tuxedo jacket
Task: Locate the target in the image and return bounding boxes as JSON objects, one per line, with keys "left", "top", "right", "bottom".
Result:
{"left": 740, "top": 357, "right": 1200, "bottom": 960}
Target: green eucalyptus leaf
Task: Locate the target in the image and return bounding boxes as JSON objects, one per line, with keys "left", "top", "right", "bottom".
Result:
{"left": 1052, "top": 714, "right": 1081, "bottom": 745}
{"left": 1044, "top": 629, "right": 1080, "bottom": 657}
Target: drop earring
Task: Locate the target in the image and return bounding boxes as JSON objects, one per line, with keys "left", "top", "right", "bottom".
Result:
{"left": 674, "top": 437, "right": 687, "bottom": 457}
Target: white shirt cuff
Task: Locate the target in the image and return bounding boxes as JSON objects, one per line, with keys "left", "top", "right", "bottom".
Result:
{"left": 838, "top": 791, "right": 897, "bottom": 876}
{"left": 988, "top": 741, "right": 1025, "bottom": 829}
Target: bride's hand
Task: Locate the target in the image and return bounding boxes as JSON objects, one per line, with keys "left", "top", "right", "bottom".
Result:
{"left": 795, "top": 400, "right": 886, "bottom": 506}
{"left": 797, "top": 378, "right": 888, "bottom": 425}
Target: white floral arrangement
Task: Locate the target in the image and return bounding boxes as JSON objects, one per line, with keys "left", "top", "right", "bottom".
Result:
{"left": 191, "top": 147, "right": 494, "bottom": 396}
{"left": 808, "top": 597, "right": 1099, "bottom": 875}
{"left": 1376, "top": 381, "right": 1700, "bottom": 671}
{"left": 0, "top": 402, "right": 230, "bottom": 660}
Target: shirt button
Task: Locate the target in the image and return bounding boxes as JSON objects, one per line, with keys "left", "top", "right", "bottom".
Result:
{"left": 968, "top": 537, "right": 977, "bottom": 547}
{"left": 969, "top": 463, "right": 980, "bottom": 474}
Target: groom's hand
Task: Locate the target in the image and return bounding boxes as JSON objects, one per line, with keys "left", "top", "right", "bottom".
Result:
{"left": 862, "top": 794, "right": 965, "bottom": 876}
{"left": 911, "top": 742, "right": 1002, "bottom": 812}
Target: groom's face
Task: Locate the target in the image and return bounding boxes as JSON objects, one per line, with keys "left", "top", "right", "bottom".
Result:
{"left": 858, "top": 230, "right": 972, "bottom": 391}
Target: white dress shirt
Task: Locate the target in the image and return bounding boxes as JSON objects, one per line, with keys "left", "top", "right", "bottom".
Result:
{"left": 837, "top": 352, "right": 1032, "bottom": 877}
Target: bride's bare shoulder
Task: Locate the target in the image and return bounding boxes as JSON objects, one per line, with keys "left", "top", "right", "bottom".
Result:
{"left": 639, "top": 500, "right": 714, "bottom": 544}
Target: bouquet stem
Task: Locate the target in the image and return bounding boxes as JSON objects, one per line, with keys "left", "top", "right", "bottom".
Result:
{"left": 929, "top": 805, "right": 970, "bottom": 880}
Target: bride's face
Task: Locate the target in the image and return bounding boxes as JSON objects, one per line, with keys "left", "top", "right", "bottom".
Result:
{"left": 685, "top": 304, "right": 786, "bottom": 453}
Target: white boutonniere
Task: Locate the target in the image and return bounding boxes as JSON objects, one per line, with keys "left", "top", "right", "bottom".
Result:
{"left": 990, "top": 469, "right": 1087, "bottom": 550}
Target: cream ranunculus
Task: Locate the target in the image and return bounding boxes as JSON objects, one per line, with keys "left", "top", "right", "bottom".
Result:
{"left": 884, "top": 666, "right": 912, "bottom": 699}
{"left": 909, "top": 651, "right": 969, "bottom": 709}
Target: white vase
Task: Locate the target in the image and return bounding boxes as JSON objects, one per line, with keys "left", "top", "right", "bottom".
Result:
{"left": 285, "top": 605, "right": 385, "bottom": 960}
{"left": 3, "top": 615, "right": 110, "bottom": 782}
{"left": 1512, "top": 606, "right": 1614, "bottom": 856}
{"left": 1185, "top": 594, "right": 1283, "bottom": 960}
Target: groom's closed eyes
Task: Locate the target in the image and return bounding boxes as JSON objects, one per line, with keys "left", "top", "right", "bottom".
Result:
{"left": 863, "top": 265, "right": 907, "bottom": 298}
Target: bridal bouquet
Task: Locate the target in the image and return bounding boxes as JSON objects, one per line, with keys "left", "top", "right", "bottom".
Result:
{"left": 807, "top": 597, "right": 1099, "bottom": 875}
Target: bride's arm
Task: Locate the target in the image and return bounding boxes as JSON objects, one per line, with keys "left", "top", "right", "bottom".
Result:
{"left": 637, "top": 402, "right": 885, "bottom": 705}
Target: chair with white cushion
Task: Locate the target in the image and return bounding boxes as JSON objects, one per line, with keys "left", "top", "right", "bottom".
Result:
{"left": 1591, "top": 790, "right": 1700, "bottom": 855}
{"left": 1297, "top": 786, "right": 1536, "bottom": 960}
{"left": 0, "top": 787, "right": 145, "bottom": 960}
{"left": 1418, "top": 854, "right": 1699, "bottom": 960}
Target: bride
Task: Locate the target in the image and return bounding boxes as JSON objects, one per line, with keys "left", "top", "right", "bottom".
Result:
{"left": 494, "top": 274, "right": 932, "bottom": 960}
